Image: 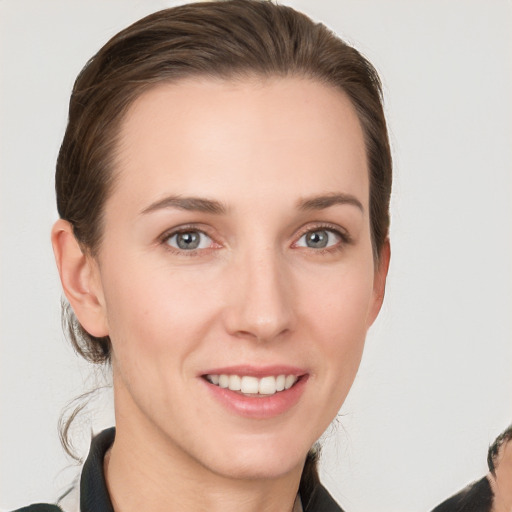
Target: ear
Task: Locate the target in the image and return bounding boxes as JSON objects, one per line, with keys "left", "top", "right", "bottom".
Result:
{"left": 51, "top": 219, "right": 109, "bottom": 337}
{"left": 366, "top": 238, "right": 390, "bottom": 328}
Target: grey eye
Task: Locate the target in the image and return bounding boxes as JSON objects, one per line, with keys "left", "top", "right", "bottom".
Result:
{"left": 167, "top": 231, "right": 212, "bottom": 250}
{"left": 297, "top": 229, "right": 340, "bottom": 249}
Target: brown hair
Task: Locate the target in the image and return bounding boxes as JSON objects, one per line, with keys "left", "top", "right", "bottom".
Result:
{"left": 56, "top": 0, "right": 392, "bottom": 485}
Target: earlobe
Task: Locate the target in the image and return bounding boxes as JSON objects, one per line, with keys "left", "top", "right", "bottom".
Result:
{"left": 367, "top": 239, "right": 391, "bottom": 328}
{"left": 51, "top": 219, "right": 109, "bottom": 337}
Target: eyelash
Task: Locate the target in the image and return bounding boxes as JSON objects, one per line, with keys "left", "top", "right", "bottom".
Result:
{"left": 293, "top": 223, "right": 352, "bottom": 254}
{"left": 159, "top": 223, "right": 351, "bottom": 256}
{"left": 160, "top": 225, "right": 217, "bottom": 257}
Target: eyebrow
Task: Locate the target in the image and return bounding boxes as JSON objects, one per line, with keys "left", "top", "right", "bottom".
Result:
{"left": 297, "top": 193, "right": 364, "bottom": 213}
{"left": 140, "top": 192, "right": 363, "bottom": 216}
{"left": 140, "top": 195, "right": 227, "bottom": 215}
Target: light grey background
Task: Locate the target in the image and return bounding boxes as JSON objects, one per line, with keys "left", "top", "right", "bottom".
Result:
{"left": 1, "top": 1, "right": 511, "bottom": 511}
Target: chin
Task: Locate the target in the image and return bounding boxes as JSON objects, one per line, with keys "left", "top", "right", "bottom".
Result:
{"left": 195, "top": 436, "right": 310, "bottom": 481}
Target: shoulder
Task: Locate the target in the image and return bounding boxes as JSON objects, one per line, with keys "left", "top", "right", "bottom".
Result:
{"left": 430, "top": 477, "right": 492, "bottom": 512}
{"left": 9, "top": 428, "right": 115, "bottom": 512}
{"left": 304, "top": 483, "right": 345, "bottom": 512}
{"left": 10, "top": 505, "right": 63, "bottom": 512}
{"left": 431, "top": 424, "right": 512, "bottom": 512}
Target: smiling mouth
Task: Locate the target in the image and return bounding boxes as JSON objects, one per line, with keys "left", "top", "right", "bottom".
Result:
{"left": 204, "top": 374, "right": 300, "bottom": 396}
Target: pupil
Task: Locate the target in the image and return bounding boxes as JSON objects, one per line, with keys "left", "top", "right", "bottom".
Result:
{"left": 177, "top": 232, "right": 200, "bottom": 250}
{"left": 307, "top": 230, "right": 328, "bottom": 248}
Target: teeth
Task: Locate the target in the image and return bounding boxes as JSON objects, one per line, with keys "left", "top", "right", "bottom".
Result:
{"left": 219, "top": 374, "right": 229, "bottom": 388}
{"left": 206, "top": 373, "right": 299, "bottom": 395}
{"left": 276, "top": 374, "right": 285, "bottom": 392}
{"left": 228, "top": 375, "right": 241, "bottom": 391}
{"left": 241, "top": 376, "right": 259, "bottom": 394}
{"left": 285, "top": 375, "right": 296, "bottom": 390}
{"left": 259, "top": 376, "right": 276, "bottom": 395}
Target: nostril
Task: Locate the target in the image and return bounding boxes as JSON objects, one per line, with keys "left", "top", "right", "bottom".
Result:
{"left": 233, "top": 326, "right": 291, "bottom": 343}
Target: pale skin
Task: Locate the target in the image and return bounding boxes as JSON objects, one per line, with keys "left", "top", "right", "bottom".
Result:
{"left": 52, "top": 77, "right": 390, "bottom": 512}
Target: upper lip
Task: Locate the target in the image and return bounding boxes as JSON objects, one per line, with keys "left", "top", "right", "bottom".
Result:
{"left": 200, "top": 365, "right": 307, "bottom": 378}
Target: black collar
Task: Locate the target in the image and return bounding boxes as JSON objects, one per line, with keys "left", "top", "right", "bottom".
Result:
{"left": 80, "top": 427, "right": 115, "bottom": 512}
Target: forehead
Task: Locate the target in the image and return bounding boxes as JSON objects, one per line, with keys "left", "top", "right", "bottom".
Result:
{"left": 112, "top": 76, "right": 368, "bottom": 211}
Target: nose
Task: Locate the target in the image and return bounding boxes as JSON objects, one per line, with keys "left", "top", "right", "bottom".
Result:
{"left": 223, "top": 247, "right": 296, "bottom": 343}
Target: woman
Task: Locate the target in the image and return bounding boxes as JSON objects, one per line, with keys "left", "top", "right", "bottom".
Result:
{"left": 14, "top": 1, "right": 391, "bottom": 510}
{"left": 6, "top": 1, "right": 510, "bottom": 512}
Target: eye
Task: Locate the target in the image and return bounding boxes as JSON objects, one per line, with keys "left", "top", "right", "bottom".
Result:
{"left": 165, "top": 230, "right": 213, "bottom": 251}
{"left": 295, "top": 229, "right": 342, "bottom": 249}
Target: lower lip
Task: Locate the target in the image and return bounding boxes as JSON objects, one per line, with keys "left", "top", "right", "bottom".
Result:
{"left": 202, "top": 376, "right": 309, "bottom": 419}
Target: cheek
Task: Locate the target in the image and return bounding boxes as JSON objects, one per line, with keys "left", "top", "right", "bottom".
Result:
{"left": 304, "top": 263, "right": 375, "bottom": 339}
{"left": 101, "top": 263, "right": 221, "bottom": 369}
{"left": 100, "top": 264, "right": 223, "bottom": 422}
{"left": 298, "top": 263, "right": 374, "bottom": 397}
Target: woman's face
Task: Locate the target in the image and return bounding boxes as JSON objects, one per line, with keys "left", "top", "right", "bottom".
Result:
{"left": 87, "top": 77, "right": 388, "bottom": 479}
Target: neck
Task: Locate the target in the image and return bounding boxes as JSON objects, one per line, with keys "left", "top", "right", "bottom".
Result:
{"left": 105, "top": 415, "right": 303, "bottom": 512}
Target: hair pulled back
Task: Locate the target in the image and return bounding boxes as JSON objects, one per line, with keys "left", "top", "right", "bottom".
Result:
{"left": 56, "top": 0, "right": 392, "bottom": 479}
